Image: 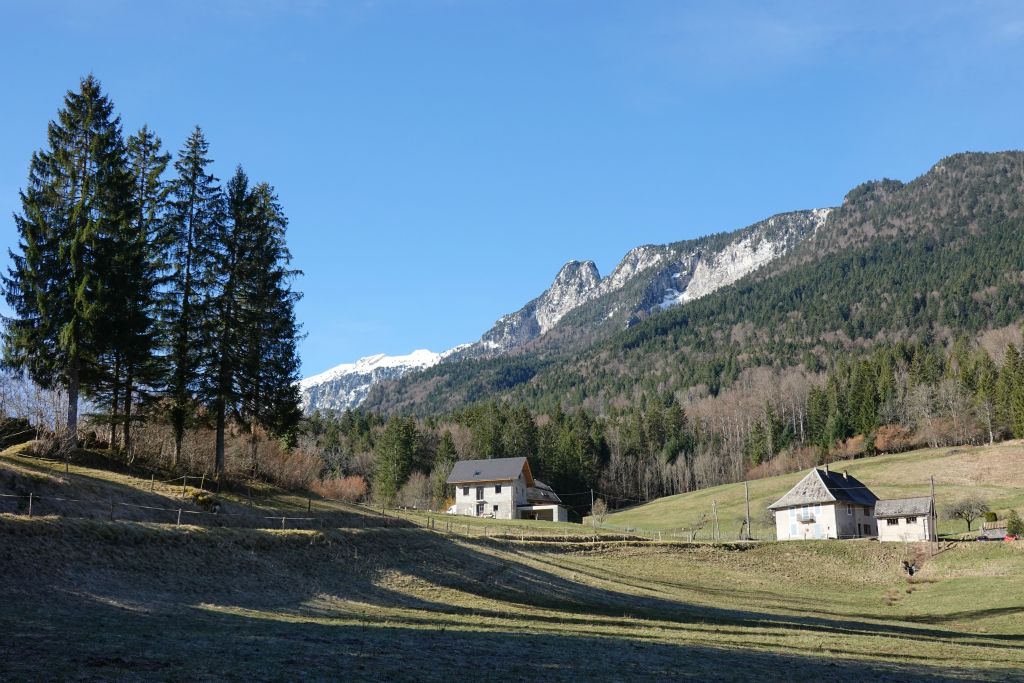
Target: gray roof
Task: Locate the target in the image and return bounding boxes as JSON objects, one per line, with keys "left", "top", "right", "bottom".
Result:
{"left": 875, "top": 497, "right": 932, "bottom": 518}
{"left": 526, "top": 479, "right": 562, "bottom": 505}
{"left": 768, "top": 468, "right": 878, "bottom": 510}
{"left": 446, "top": 457, "right": 533, "bottom": 485}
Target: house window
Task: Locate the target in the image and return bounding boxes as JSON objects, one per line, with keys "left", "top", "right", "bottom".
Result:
{"left": 906, "top": 516, "right": 918, "bottom": 524}
{"left": 495, "top": 484, "right": 502, "bottom": 494}
{"left": 886, "top": 518, "right": 898, "bottom": 526}
{"left": 476, "top": 486, "right": 484, "bottom": 501}
{"left": 462, "top": 486, "right": 469, "bottom": 496}
{"left": 866, "top": 507, "right": 873, "bottom": 516}
{"left": 847, "top": 504, "right": 853, "bottom": 516}
{"left": 492, "top": 505, "right": 498, "bottom": 512}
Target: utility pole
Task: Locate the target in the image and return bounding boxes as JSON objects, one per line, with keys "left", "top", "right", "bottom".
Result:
{"left": 590, "top": 488, "right": 594, "bottom": 512}
{"left": 744, "top": 481, "right": 751, "bottom": 541}
{"left": 930, "top": 475, "right": 937, "bottom": 551}
{"left": 712, "top": 499, "right": 719, "bottom": 542}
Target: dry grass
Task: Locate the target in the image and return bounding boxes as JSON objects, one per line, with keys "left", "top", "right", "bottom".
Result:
{"left": 2, "top": 447, "right": 1024, "bottom": 681}
{"left": 1, "top": 515, "right": 1023, "bottom": 681}
{"left": 602, "top": 440, "right": 1024, "bottom": 538}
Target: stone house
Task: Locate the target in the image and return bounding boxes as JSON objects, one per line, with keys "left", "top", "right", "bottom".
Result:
{"left": 446, "top": 457, "right": 569, "bottom": 522}
{"left": 768, "top": 466, "right": 878, "bottom": 540}
{"left": 875, "top": 497, "right": 937, "bottom": 542}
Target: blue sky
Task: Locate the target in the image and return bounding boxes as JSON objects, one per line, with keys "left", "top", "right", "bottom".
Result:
{"left": 3, "top": 2, "right": 1024, "bottom": 377}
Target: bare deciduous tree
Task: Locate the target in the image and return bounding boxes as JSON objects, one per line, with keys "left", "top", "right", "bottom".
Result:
{"left": 943, "top": 496, "right": 989, "bottom": 532}
{"left": 590, "top": 498, "right": 608, "bottom": 528}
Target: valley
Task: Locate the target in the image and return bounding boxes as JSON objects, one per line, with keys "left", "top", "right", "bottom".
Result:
{"left": 1, "top": 444, "right": 1022, "bottom": 681}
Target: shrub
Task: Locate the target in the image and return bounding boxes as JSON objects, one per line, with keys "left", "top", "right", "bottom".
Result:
{"left": 984, "top": 511, "right": 998, "bottom": 523}
{"left": 1007, "top": 510, "right": 1023, "bottom": 537}
{"left": 253, "top": 441, "right": 321, "bottom": 490}
{"left": 874, "top": 425, "right": 916, "bottom": 453}
{"left": 312, "top": 475, "right": 368, "bottom": 503}
{"left": 396, "top": 471, "right": 432, "bottom": 509}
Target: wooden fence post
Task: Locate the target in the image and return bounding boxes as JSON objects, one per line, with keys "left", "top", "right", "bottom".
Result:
{"left": 281, "top": 516, "right": 286, "bottom": 530}
{"left": 28, "top": 492, "right": 33, "bottom": 518}
{"left": 109, "top": 501, "right": 115, "bottom": 520}
{"left": 150, "top": 474, "right": 155, "bottom": 492}
{"left": 176, "top": 508, "right": 182, "bottom": 525}
{"left": 181, "top": 477, "right": 187, "bottom": 498}
{"left": 200, "top": 473, "right": 205, "bottom": 491}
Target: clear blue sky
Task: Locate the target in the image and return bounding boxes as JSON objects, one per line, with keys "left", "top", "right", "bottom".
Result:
{"left": 3, "top": 2, "right": 1024, "bottom": 377}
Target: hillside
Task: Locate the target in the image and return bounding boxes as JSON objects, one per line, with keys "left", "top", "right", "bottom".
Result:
{"left": 599, "top": 440, "right": 1024, "bottom": 538}
{"left": 363, "top": 151, "right": 1024, "bottom": 416}
{"left": 341, "top": 209, "right": 826, "bottom": 415}
{"left": 2, "top": 449, "right": 1024, "bottom": 680}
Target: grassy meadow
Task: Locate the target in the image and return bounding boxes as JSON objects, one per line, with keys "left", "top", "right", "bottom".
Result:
{"left": 1, "top": 444, "right": 1024, "bottom": 681}
{"left": 599, "top": 441, "right": 1024, "bottom": 539}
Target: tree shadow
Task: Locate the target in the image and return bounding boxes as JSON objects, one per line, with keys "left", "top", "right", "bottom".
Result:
{"left": 1, "top": 517, "right": 1021, "bottom": 681}
{"left": 0, "top": 588, "right": 1005, "bottom": 682}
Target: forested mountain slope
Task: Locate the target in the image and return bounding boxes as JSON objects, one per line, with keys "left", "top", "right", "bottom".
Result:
{"left": 364, "top": 151, "right": 1024, "bottom": 416}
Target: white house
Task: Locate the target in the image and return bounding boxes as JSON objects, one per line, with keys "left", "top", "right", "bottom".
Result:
{"left": 768, "top": 466, "right": 878, "bottom": 540}
{"left": 875, "top": 497, "right": 936, "bottom": 542}
{"left": 446, "top": 457, "right": 569, "bottom": 522}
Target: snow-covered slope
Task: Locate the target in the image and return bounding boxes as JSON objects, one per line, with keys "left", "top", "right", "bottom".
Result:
{"left": 300, "top": 348, "right": 466, "bottom": 413}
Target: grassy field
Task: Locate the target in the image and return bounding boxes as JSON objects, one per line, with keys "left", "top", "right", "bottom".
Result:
{"left": 599, "top": 441, "right": 1024, "bottom": 539}
{"left": 2, "top": 444, "right": 1024, "bottom": 681}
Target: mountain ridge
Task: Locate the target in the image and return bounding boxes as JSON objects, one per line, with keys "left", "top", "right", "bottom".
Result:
{"left": 302, "top": 207, "right": 829, "bottom": 413}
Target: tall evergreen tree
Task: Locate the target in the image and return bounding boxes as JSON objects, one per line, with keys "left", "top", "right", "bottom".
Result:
{"left": 93, "top": 125, "right": 170, "bottom": 454}
{"left": 3, "top": 75, "right": 128, "bottom": 449}
{"left": 234, "top": 180, "right": 303, "bottom": 472}
{"left": 165, "top": 127, "right": 224, "bottom": 468}
{"left": 203, "top": 167, "right": 248, "bottom": 475}
{"left": 374, "top": 416, "right": 417, "bottom": 504}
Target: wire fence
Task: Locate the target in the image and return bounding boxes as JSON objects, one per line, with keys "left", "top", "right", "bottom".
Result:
{"left": 0, "top": 489, "right": 410, "bottom": 531}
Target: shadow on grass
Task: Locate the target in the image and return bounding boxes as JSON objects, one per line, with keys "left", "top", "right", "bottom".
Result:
{"left": 0, "top": 517, "right": 1020, "bottom": 681}
{"left": 0, "top": 452, "right": 394, "bottom": 530}
{"left": 0, "top": 588, "right": 1002, "bottom": 683}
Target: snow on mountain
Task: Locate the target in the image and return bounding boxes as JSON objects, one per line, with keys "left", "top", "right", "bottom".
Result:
{"left": 300, "top": 347, "right": 466, "bottom": 413}
{"left": 302, "top": 208, "right": 832, "bottom": 414}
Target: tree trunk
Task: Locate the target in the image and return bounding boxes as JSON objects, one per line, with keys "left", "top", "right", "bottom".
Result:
{"left": 249, "top": 422, "right": 259, "bottom": 479}
{"left": 121, "top": 372, "right": 133, "bottom": 456}
{"left": 109, "top": 356, "right": 120, "bottom": 450}
{"left": 172, "top": 429, "right": 182, "bottom": 470}
{"left": 66, "top": 353, "right": 80, "bottom": 452}
{"left": 214, "top": 399, "right": 226, "bottom": 478}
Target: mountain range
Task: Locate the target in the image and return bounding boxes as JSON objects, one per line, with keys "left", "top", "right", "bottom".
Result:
{"left": 300, "top": 207, "right": 831, "bottom": 413}
{"left": 305, "top": 151, "right": 1024, "bottom": 418}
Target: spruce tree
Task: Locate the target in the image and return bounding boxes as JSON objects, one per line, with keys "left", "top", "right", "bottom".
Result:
{"left": 203, "top": 167, "right": 248, "bottom": 475}
{"left": 3, "top": 75, "right": 128, "bottom": 449}
{"left": 93, "top": 125, "right": 170, "bottom": 454}
{"left": 430, "top": 430, "right": 457, "bottom": 506}
{"left": 165, "top": 127, "right": 224, "bottom": 468}
{"left": 374, "top": 417, "right": 417, "bottom": 504}
{"left": 234, "top": 180, "right": 303, "bottom": 474}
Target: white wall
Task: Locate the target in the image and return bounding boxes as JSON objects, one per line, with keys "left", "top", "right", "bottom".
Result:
{"left": 878, "top": 514, "right": 932, "bottom": 542}
{"left": 835, "top": 502, "right": 877, "bottom": 539}
{"left": 774, "top": 502, "right": 879, "bottom": 540}
{"left": 453, "top": 473, "right": 528, "bottom": 520}
{"left": 775, "top": 503, "right": 837, "bottom": 540}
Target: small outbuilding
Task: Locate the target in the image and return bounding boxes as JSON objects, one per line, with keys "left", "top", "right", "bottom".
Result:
{"left": 874, "top": 496, "right": 937, "bottom": 542}
{"left": 768, "top": 466, "right": 878, "bottom": 540}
